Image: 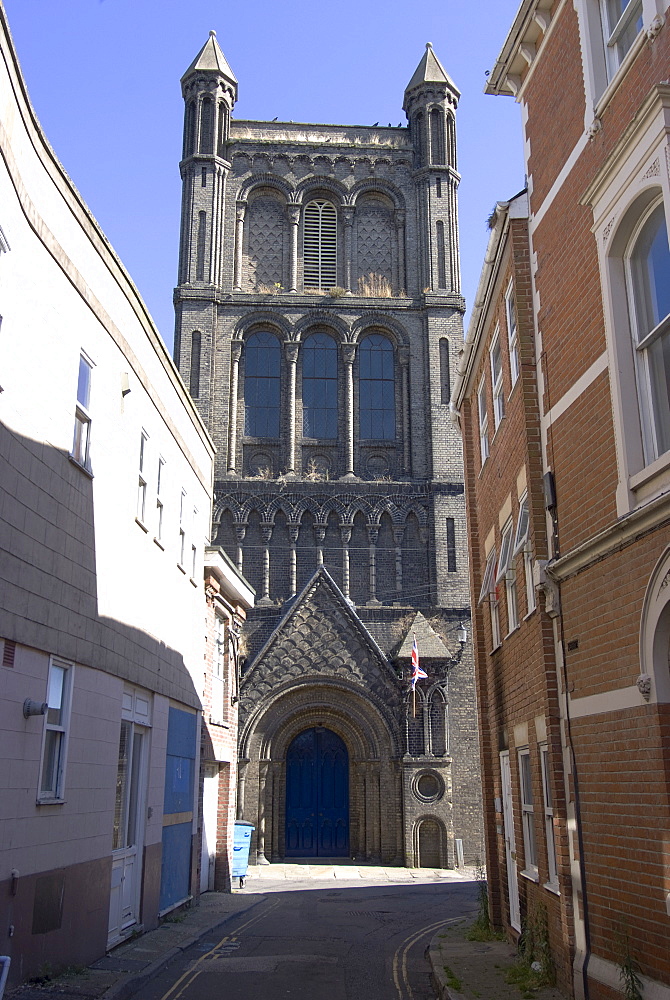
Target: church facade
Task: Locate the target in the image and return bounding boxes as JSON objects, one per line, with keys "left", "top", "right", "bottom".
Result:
{"left": 174, "top": 35, "right": 483, "bottom": 867}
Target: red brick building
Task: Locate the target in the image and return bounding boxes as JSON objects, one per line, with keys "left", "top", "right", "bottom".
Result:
{"left": 453, "top": 2, "right": 670, "bottom": 997}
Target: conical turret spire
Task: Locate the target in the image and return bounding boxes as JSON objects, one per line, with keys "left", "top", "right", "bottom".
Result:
{"left": 182, "top": 30, "right": 237, "bottom": 95}
{"left": 404, "top": 43, "right": 459, "bottom": 98}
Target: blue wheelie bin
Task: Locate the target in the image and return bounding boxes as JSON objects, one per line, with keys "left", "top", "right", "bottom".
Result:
{"left": 232, "top": 821, "right": 255, "bottom": 887}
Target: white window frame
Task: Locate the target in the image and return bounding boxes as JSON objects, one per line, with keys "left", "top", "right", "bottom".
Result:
{"left": 514, "top": 492, "right": 536, "bottom": 616}
{"left": 478, "top": 375, "right": 489, "bottom": 465}
{"left": 156, "top": 457, "right": 165, "bottom": 543}
{"left": 72, "top": 353, "right": 93, "bottom": 470}
{"left": 37, "top": 657, "right": 74, "bottom": 803}
{"left": 490, "top": 329, "right": 505, "bottom": 430}
{"left": 518, "top": 748, "right": 539, "bottom": 879}
{"left": 540, "top": 744, "right": 559, "bottom": 891}
{"left": 498, "top": 519, "right": 518, "bottom": 635}
{"left": 137, "top": 431, "right": 148, "bottom": 524}
{"left": 178, "top": 489, "right": 186, "bottom": 568}
{"left": 478, "top": 547, "right": 497, "bottom": 605}
{"left": 506, "top": 281, "right": 519, "bottom": 386}
{"left": 600, "top": 0, "right": 644, "bottom": 79}
{"left": 210, "top": 615, "right": 226, "bottom": 725}
{"left": 625, "top": 198, "right": 670, "bottom": 466}
{"left": 490, "top": 596, "right": 501, "bottom": 651}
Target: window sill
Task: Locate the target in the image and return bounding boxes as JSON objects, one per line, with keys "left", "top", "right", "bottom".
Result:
{"left": 593, "top": 30, "right": 646, "bottom": 120}
{"left": 629, "top": 447, "right": 670, "bottom": 493}
{"left": 208, "top": 717, "right": 230, "bottom": 728}
{"left": 68, "top": 455, "right": 93, "bottom": 478}
{"left": 522, "top": 607, "right": 537, "bottom": 622}
{"left": 505, "top": 624, "right": 520, "bottom": 639}
{"left": 36, "top": 797, "right": 66, "bottom": 806}
{"left": 189, "top": 576, "right": 198, "bottom": 588}
{"left": 154, "top": 537, "right": 165, "bottom": 550}
{"left": 491, "top": 415, "right": 506, "bottom": 443}
{"left": 507, "top": 377, "right": 520, "bottom": 401}
{"left": 177, "top": 563, "right": 186, "bottom": 575}
{"left": 135, "top": 517, "right": 148, "bottom": 533}
{"left": 543, "top": 880, "right": 560, "bottom": 896}
{"left": 520, "top": 868, "right": 539, "bottom": 883}
{"left": 489, "top": 642, "right": 502, "bottom": 655}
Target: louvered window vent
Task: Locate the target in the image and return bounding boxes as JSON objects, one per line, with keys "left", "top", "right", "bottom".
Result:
{"left": 304, "top": 200, "right": 337, "bottom": 289}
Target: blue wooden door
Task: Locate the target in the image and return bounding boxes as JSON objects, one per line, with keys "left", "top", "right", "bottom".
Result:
{"left": 285, "top": 728, "right": 349, "bottom": 857}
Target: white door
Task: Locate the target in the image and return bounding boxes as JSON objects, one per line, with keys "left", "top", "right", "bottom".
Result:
{"left": 108, "top": 723, "right": 146, "bottom": 946}
{"left": 200, "top": 765, "right": 219, "bottom": 893}
{"left": 500, "top": 751, "right": 521, "bottom": 932}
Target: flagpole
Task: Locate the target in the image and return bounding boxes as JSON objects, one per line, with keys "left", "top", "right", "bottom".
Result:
{"left": 412, "top": 683, "right": 416, "bottom": 719}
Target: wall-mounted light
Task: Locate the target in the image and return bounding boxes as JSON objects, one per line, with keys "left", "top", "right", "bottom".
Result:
{"left": 23, "top": 699, "right": 47, "bottom": 719}
{"left": 457, "top": 623, "right": 468, "bottom": 645}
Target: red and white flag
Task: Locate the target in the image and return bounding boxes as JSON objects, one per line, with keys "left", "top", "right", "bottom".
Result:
{"left": 411, "top": 635, "right": 427, "bottom": 689}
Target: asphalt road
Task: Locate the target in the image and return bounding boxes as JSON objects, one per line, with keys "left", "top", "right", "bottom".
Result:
{"left": 141, "top": 878, "right": 478, "bottom": 1000}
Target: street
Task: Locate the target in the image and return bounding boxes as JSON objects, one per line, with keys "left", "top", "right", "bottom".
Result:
{"left": 142, "top": 877, "right": 478, "bottom": 1000}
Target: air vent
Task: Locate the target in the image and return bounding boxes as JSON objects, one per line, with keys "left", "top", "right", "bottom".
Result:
{"left": 2, "top": 639, "right": 16, "bottom": 668}
{"left": 304, "top": 200, "right": 337, "bottom": 289}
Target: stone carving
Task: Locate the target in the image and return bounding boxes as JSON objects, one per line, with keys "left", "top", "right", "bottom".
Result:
{"left": 636, "top": 673, "right": 652, "bottom": 701}
{"left": 643, "top": 158, "right": 661, "bottom": 180}
{"left": 646, "top": 13, "right": 665, "bottom": 39}
{"left": 602, "top": 218, "right": 615, "bottom": 245}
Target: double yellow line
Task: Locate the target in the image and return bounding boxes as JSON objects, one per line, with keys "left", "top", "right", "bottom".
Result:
{"left": 158, "top": 899, "right": 280, "bottom": 1000}
{"left": 392, "top": 916, "right": 463, "bottom": 1000}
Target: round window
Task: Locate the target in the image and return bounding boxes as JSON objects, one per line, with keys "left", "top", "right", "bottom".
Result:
{"left": 414, "top": 770, "right": 444, "bottom": 802}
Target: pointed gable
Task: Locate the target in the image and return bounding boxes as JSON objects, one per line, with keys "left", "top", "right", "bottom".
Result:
{"left": 240, "top": 567, "right": 401, "bottom": 711}
{"left": 397, "top": 612, "right": 450, "bottom": 659}
{"left": 182, "top": 30, "right": 238, "bottom": 89}
{"left": 405, "top": 43, "right": 460, "bottom": 97}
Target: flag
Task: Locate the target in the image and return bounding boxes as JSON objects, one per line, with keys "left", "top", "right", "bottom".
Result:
{"left": 411, "top": 635, "right": 427, "bottom": 690}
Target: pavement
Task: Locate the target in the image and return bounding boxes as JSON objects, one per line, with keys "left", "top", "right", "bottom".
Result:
{"left": 6, "top": 864, "right": 565, "bottom": 1000}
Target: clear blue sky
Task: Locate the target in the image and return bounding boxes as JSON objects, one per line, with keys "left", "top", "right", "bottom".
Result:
{"left": 3, "top": 0, "right": 524, "bottom": 350}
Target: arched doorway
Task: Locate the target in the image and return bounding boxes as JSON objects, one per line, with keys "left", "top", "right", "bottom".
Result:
{"left": 285, "top": 727, "right": 349, "bottom": 857}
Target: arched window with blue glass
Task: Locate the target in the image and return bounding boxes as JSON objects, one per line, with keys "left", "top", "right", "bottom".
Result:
{"left": 359, "top": 334, "right": 396, "bottom": 440}
{"left": 302, "top": 332, "right": 338, "bottom": 438}
{"left": 244, "top": 331, "right": 281, "bottom": 438}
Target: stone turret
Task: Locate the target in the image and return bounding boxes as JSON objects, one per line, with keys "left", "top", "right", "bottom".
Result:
{"left": 404, "top": 44, "right": 461, "bottom": 294}
{"left": 176, "top": 31, "right": 237, "bottom": 291}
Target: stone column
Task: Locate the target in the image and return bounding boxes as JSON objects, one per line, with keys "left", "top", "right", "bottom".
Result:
{"left": 341, "top": 342, "right": 356, "bottom": 478}
{"left": 342, "top": 206, "right": 355, "bottom": 293}
{"left": 256, "top": 760, "right": 270, "bottom": 864}
{"left": 234, "top": 523, "right": 246, "bottom": 574}
{"left": 227, "top": 341, "right": 243, "bottom": 474}
{"left": 237, "top": 758, "right": 250, "bottom": 820}
{"left": 315, "top": 525, "right": 325, "bottom": 566}
{"left": 399, "top": 345, "right": 411, "bottom": 476}
{"left": 260, "top": 523, "right": 273, "bottom": 605}
{"left": 288, "top": 524, "right": 299, "bottom": 594}
{"left": 367, "top": 525, "right": 381, "bottom": 606}
{"left": 285, "top": 342, "right": 299, "bottom": 475}
{"left": 394, "top": 209, "right": 406, "bottom": 295}
{"left": 393, "top": 526, "right": 405, "bottom": 597}
{"left": 287, "top": 203, "right": 300, "bottom": 293}
{"left": 233, "top": 202, "right": 246, "bottom": 291}
{"left": 341, "top": 524, "right": 352, "bottom": 600}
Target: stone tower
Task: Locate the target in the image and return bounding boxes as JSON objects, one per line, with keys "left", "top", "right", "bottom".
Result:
{"left": 174, "top": 36, "right": 483, "bottom": 867}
